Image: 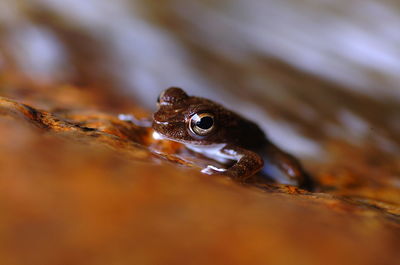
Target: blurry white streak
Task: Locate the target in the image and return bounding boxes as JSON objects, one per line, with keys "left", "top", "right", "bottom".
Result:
{"left": 232, "top": 1, "right": 400, "bottom": 98}
{"left": 355, "top": 2, "right": 400, "bottom": 43}
{"left": 173, "top": 2, "right": 251, "bottom": 62}
{"left": 177, "top": 0, "right": 400, "bottom": 99}
{"left": 325, "top": 109, "right": 400, "bottom": 153}
{"left": 7, "top": 25, "right": 70, "bottom": 81}
{"left": 34, "top": 0, "right": 400, "bottom": 101}
{"left": 331, "top": 109, "right": 372, "bottom": 142}
{"left": 338, "top": 109, "right": 369, "bottom": 138}
{"left": 34, "top": 0, "right": 219, "bottom": 108}
{"left": 0, "top": 1, "right": 71, "bottom": 80}
{"left": 334, "top": 25, "right": 400, "bottom": 75}
{"left": 236, "top": 102, "right": 325, "bottom": 158}
{"left": 34, "top": 0, "right": 118, "bottom": 29}
{"left": 176, "top": 1, "right": 367, "bottom": 91}
{"left": 174, "top": 2, "right": 373, "bottom": 100}
{"left": 110, "top": 18, "right": 220, "bottom": 109}
{"left": 374, "top": 134, "right": 399, "bottom": 153}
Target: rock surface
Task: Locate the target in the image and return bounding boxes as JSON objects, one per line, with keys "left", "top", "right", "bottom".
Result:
{"left": 0, "top": 91, "right": 399, "bottom": 265}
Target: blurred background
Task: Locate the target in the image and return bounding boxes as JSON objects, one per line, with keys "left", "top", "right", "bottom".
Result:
{"left": 1, "top": 0, "right": 400, "bottom": 159}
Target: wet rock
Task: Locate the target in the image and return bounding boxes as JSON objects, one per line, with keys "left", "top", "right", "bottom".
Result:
{"left": 0, "top": 96, "right": 399, "bottom": 265}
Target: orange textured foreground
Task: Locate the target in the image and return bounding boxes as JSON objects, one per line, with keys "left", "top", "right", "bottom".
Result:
{"left": 0, "top": 96, "right": 399, "bottom": 265}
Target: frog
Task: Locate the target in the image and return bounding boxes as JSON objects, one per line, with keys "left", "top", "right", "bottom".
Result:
{"left": 150, "top": 87, "right": 313, "bottom": 189}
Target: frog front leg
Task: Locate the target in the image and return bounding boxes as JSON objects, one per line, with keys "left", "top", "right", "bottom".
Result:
{"left": 202, "top": 144, "right": 264, "bottom": 181}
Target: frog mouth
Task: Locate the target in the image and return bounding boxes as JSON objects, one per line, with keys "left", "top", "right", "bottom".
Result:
{"left": 151, "top": 130, "right": 208, "bottom": 146}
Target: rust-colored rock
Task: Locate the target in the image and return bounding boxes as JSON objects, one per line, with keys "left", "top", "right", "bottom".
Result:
{"left": 0, "top": 94, "right": 399, "bottom": 265}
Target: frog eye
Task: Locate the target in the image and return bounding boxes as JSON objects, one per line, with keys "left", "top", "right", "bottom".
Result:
{"left": 189, "top": 112, "right": 215, "bottom": 136}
